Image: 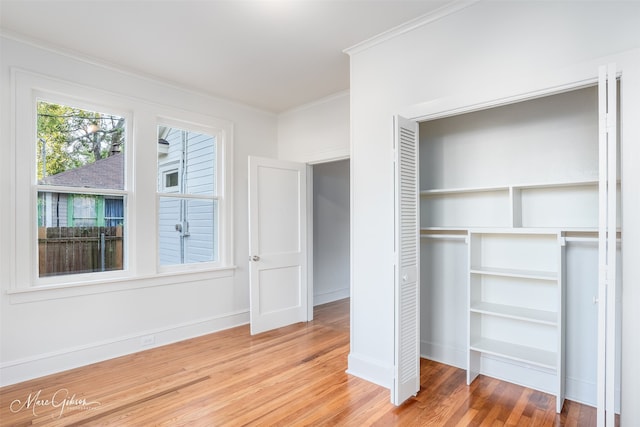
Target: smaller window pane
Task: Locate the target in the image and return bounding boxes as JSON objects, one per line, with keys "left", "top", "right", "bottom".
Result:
{"left": 157, "top": 126, "right": 216, "bottom": 195}
{"left": 37, "top": 191, "right": 125, "bottom": 277}
{"left": 158, "top": 197, "right": 217, "bottom": 266}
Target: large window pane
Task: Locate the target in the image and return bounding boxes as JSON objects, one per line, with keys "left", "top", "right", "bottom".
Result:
{"left": 36, "top": 100, "right": 126, "bottom": 277}
{"left": 157, "top": 125, "right": 218, "bottom": 267}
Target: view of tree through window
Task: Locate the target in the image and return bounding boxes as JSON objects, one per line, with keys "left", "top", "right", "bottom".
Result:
{"left": 36, "top": 101, "right": 126, "bottom": 277}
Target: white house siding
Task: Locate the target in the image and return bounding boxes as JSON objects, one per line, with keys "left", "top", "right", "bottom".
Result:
{"left": 158, "top": 197, "right": 181, "bottom": 264}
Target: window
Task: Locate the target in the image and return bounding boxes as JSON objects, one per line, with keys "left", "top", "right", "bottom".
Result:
{"left": 165, "top": 171, "right": 179, "bottom": 189}
{"left": 157, "top": 125, "right": 220, "bottom": 267}
{"left": 13, "top": 71, "right": 233, "bottom": 291}
{"left": 36, "top": 100, "right": 126, "bottom": 277}
{"left": 104, "top": 198, "right": 124, "bottom": 227}
{"left": 72, "top": 195, "right": 97, "bottom": 226}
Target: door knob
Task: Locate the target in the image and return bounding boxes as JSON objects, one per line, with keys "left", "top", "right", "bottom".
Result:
{"left": 250, "top": 255, "right": 260, "bottom": 262}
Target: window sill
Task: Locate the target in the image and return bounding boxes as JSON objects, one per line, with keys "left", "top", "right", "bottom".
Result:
{"left": 6, "top": 265, "right": 237, "bottom": 304}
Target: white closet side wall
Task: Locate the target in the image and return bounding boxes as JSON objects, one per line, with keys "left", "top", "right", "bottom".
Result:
{"left": 313, "top": 160, "right": 350, "bottom": 305}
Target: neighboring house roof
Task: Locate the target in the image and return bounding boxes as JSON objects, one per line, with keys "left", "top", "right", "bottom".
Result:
{"left": 39, "top": 153, "right": 124, "bottom": 190}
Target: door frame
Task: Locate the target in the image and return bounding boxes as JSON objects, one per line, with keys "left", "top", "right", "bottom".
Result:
{"left": 306, "top": 155, "right": 351, "bottom": 320}
{"left": 249, "top": 155, "right": 351, "bottom": 329}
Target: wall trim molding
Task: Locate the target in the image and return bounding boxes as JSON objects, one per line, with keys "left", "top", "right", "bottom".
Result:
{"left": 346, "top": 352, "right": 392, "bottom": 390}
{"left": 344, "top": 0, "right": 480, "bottom": 56}
{"left": 420, "top": 340, "right": 466, "bottom": 370}
{"left": 314, "top": 289, "right": 350, "bottom": 306}
{"left": 0, "top": 310, "right": 249, "bottom": 387}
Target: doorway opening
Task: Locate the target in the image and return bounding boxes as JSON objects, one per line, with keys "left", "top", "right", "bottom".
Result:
{"left": 311, "top": 158, "right": 351, "bottom": 311}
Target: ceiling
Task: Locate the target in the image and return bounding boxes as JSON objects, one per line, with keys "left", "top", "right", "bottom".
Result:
{"left": 0, "top": 0, "right": 451, "bottom": 113}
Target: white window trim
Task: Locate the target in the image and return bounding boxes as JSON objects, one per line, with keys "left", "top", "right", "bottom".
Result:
{"left": 13, "top": 70, "right": 134, "bottom": 289}
{"left": 10, "top": 69, "right": 235, "bottom": 297}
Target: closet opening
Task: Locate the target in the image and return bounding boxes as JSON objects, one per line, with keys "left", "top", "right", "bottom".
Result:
{"left": 417, "top": 83, "right": 621, "bottom": 414}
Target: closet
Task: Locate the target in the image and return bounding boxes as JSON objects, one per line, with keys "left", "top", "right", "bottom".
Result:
{"left": 416, "top": 83, "right": 621, "bottom": 413}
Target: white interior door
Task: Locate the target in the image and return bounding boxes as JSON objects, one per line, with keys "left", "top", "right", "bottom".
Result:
{"left": 392, "top": 115, "right": 420, "bottom": 405}
{"left": 597, "top": 63, "right": 618, "bottom": 427}
{"left": 248, "top": 156, "right": 308, "bottom": 335}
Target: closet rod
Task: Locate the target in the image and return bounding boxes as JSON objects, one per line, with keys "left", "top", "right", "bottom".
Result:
{"left": 565, "top": 236, "right": 621, "bottom": 244}
{"left": 420, "top": 234, "right": 467, "bottom": 241}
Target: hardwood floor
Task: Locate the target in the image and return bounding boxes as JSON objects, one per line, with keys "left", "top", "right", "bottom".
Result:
{"left": 1, "top": 298, "right": 599, "bottom": 426}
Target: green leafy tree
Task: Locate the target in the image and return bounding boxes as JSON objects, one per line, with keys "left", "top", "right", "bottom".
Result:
{"left": 37, "top": 101, "right": 125, "bottom": 180}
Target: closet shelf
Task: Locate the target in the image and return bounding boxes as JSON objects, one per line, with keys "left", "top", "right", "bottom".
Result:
{"left": 470, "top": 266, "right": 557, "bottom": 281}
{"left": 470, "top": 338, "right": 557, "bottom": 370}
{"left": 420, "top": 178, "right": 599, "bottom": 196}
{"left": 470, "top": 302, "right": 557, "bottom": 325}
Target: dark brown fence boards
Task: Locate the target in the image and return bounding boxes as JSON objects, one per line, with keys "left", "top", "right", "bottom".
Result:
{"left": 38, "top": 226, "right": 123, "bottom": 276}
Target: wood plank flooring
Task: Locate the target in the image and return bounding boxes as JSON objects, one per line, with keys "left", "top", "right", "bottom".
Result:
{"left": 1, "top": 298, "right": 600, "bottom": 426}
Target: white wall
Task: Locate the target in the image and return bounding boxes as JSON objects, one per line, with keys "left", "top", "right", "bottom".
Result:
{"left": 276, "top": 91, "right": 351, "bottom": 306}
{"left": 346, "top": 0, "right": 640, "bottom": 420}
{"left": 313, "top": 160, "right": 350, "bottom": 306}
{"left": 277, "top": 91, "right": 349, "bottom": 163}
{"left": 0, "top": 35, "right": 278, "bottom": 385}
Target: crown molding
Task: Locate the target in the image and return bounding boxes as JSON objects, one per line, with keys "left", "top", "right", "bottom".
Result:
{"left": 344, "top": 0, "right": 481, "bottom": 56}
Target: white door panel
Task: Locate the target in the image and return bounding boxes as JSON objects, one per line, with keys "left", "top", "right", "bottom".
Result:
{"left": 257, "top": 165, "right": 301, "bottom": 254}
{"left": 249, "top": 156, "right": 308, "bottom": 335}
{"left": 597, "top": 63, "right": 618, "bottom": 427}
{"left": 392, "top": 115, "right": 420, "bottom": 405}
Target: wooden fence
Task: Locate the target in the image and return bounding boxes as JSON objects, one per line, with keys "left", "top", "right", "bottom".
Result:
{"left": 38, "top": 226, "right": 123, "bottom": 277}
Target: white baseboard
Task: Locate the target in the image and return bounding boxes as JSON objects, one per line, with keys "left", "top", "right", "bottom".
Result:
{"left": 420, "top": 340, "right": 466, "bottom": 369}
{"left": 0, "top": 310, "right": 249, "bottom": 387}
{"left": 565, "top": 375, "right": 620, "bottom": 413}
{"left": 420, "top": 341, "right": 614, "bottom": 410}
{"left": 314, "top": 288, "right": 350, "bottom": 306}
{"left": 346, "top": 352, "right": 392, "bottom": 390}
{"left": 565, "top": 375, "right": 596, "bottom": 408}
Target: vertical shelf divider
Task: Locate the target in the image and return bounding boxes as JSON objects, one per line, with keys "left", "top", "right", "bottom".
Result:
{"left": 510, "top": 186, "right": 522, "bottom": 228}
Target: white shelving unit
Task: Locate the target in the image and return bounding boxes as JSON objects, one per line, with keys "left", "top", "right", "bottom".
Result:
{"left": 419, "top": 179, "right": 616, "bottom": 230}
{"left": 417, "top": 84, "right": 618, "bottom": 413}
{"left": 467, "top": 229, "right": 565, "bottom": 413}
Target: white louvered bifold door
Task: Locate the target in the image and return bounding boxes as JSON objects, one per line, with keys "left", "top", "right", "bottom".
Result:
{"left": 597, "top": 64, "right": 618, "bottom": 427}
{"left": 392, "top": 115, "right": 420, "bottom": 406}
